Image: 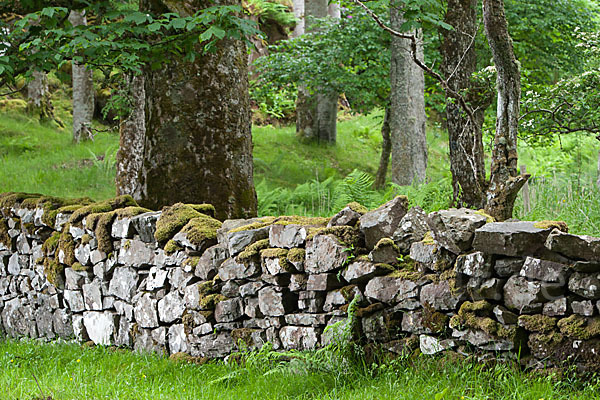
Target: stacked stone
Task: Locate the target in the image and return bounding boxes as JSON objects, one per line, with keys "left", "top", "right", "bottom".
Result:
{"left": 2, "top": 192, "right": 600, "bottom": 370}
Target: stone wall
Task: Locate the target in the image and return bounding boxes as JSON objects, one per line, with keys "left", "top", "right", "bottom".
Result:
{"left": 2, "top": 192, "right": 600, "bottom": 369}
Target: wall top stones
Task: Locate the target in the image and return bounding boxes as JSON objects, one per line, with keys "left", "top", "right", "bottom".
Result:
{"left": 2, "top": 191, "right": 600, "bottom": 371}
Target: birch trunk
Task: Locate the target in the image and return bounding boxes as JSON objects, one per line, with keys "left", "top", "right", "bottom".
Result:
{"left": 26, "top": 70, "right": 51, "bottom": 121}
{"left": 292, "top": 0, "right": 305, "bottom": 38}
{"left": 389, "top": 2, "right": 427, "bottom": 185}
{"left": 374, "top": 106, "right": 392, "bottom": 189}
{"left": 483, "top": 0, "right": 528, "bottom": 221}
{"left": 597, "top": 150, "right": 600, "bottom": 189}
{"left": 69, "top": 10, "right": 95, "bottom": 143}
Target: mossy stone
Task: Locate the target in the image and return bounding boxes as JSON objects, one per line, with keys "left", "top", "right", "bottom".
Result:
{"left": 287, "top": 248, "right": 305, "bottom": 263}
{"left": 199, "top": 293, "right": 226, "bottom": 310}
{"left": 68, "top": 195, "right": 138, "bottom": 227}
{"left": 518, "top": 314, "right": 557, "bottom": 333}
{"left": 557, "top": 315, "right": 600, "bottom": 340}
{"left": 237, "top": 239, "right": 269, "bottom": 262}
{"left": 177, "top": 215, "right": 222, "bottom": 249}
{"left": 43, "top": 258, "right": 64, "bottom": 287}
{"left": 533, "top": 220, "right": 569, "bottom": 233}
{"left": 154, "top": 203, "right": 204, "bottom": 244}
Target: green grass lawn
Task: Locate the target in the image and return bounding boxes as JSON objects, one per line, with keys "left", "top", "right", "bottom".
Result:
{"left": 2, "top": 338, "right": 600, "bottom": 400}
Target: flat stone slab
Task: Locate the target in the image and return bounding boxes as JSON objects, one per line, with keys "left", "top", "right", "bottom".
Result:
{"left": 546, "top": 229, "right": 600, "bottom": 262}
{"left": 472, "top": 221, "right": 556, "bottom": 256}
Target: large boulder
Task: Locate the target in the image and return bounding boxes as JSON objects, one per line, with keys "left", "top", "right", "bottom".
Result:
{"left": 545, "top": 229, "right": 600, "bottom": 262}
{"left": 504, "top": 276, "right": 563, "bottom": 313}
{"left": 359, "top": 196, "right": 409, "bottom": 250}
{"left": 428, "top": 208, "right": 488, "bottom": 252}
{"left": 392, "top": 206, "right": 430, "bottom": 253}
{"left": 269, "top": 224, "right": 308, "bottom": 248}
{"left": 472, "top": 221, "right": 559, "bottom": 256}
{"left": 305, "top": 234, "right": 347, "bottom": 274}
{"left": 365, "top": 276, "right": 419, "bottom": 304}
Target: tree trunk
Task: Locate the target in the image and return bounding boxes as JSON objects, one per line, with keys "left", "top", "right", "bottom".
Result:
{"left": 116, "top": 74, "right": 146, "bottom": 200}
{"left": 292, "top": 0, "right": 304, "bottom": 38}
{"left": 440, "top": 0, "right": 486, "bottom": 208}
{"left": 374, "top": 106, "right": 392, "bottom": 189}
{"left": 483, "top": 0, "right": 528, "bottom": 221}
{"left": 69, "top": 9, "right": 95, "bottom": 143}
{"left": 295, "top": 0, "right": 337, "bottom": 144}
{"left": 389, "top": 2, "right": 427, "bottom": 186}
{"left": 596, "top": 149, "right": 600, "bottom": 189}
{"left": 122, "top": 0, "right": 257, "bottom": 220}
{"left": 26, "top": 70, "right": 52, "bottom": 121}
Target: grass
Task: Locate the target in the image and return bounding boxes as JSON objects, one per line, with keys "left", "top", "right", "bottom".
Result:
{"left": 2, "top": 337, "right": 600, "bottom": 400}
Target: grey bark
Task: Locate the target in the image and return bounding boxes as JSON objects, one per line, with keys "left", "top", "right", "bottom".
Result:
{"left": 375, "top": 107, "right": 392, "bottom": 189}
{"left": 69, "top": 10, "right": 95, "bottom": 143}
{"left": 128, "top": 0, "right": 257, "bottom": 220}
{"left": 440, "top": 0, "right": 487, "bottom": 208}
{"left": 389, "top": 3, "right": 427, "bottom": 185}
{"left": 483, "top": 0, "right": 527, "bottom": 221}
{"left": 26, "top": 70, "right": 49, "bottom": 119}
{"left": 295, "top": 0, "right": 337, "bottom": 144}
{"left": 597, "top": 150, "right": 600, "bottom": 189}
{"left": 116, "top": 74, "right": 146, "bottom": 200}
{"left": 292, "top": 0, "right": 305, "bottom": 38}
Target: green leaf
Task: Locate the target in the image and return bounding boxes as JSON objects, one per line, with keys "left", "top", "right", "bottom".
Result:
{"left": 172, "top": 18, "right": 187, "bottom": 30}
{"left": 40, "top": 8, "right": 56, "bottom": 18}
{"left": 147, "top": 22, "right": 162, "bottom": 32}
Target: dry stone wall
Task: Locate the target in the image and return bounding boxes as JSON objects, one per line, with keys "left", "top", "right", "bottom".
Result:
{"left": 2, "top": 192, "right": 600, "bottom": 369}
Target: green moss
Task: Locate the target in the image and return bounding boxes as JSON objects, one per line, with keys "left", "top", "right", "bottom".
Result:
{"left": 85, "top": 206, "right": 151, "bottom": 254}
{"left": 164, "top": 240, "right": 183, "bottom": 255}
{"left": 183, "top": 257, "right": 200, "bottom": 269}
{"left": 68, "top": 195, "right": 138, "bottom": 227}
{"left": 237, "top": 239, "right": 270, "bottom": 262}
{"left": 80, "top": 234, "right": 92, "bottom": 245}
{"left": 228, "top": 216, "right": 277, "bottom": 233}
{"left": 422, "top": 304, "right": 449, "bottom": 334}
{"left": 306, "top": 225, "right": 361, "bottom": 247}
{"left": 339, "top": 285, "right": 358, "bottom": 302}
{"left": 346, "top": 202, "right": 368, "bottom": 215}
{"left": 42, "top": 231, "right": 61, "bottom": 256}
{"left": 231, "top": 328, "right": 258, "bottom": 347}
{"left": 57, "top": 227, "right": 76, "bottom": 266}
{"left": 17, "top": 195, "right": 94, "bottom": 227}
{"left": 533, "top": 220, "right": 569, "bottom": 233}
{"left": 199, "top": 293, "right": 226, "bottom": 310}
{"left": 531, "top": 331, "right": 564, "bottom": 346}
{"left": 43, "top": 258, "right": 64, "bottom": 287}
{"left": 176, "top": 215, "right": 222, "bottom": 249}
{"left": 421, "top": 231, "right": 435, "bottom": 245}
{"left": 260, "top": 248, "right": 288, "bottom": 258}
{"left": 187, "top": 203, "right": 216, "bottom": 218}
{"left": 518, "top": 314, "right": 557, "bottom": 333}
{"left": 373, "top": 237, "right": 399, "bottom": 252}
{"left": 557, "top": 315, "right": 600, "bottom": 340}
{"left": 198, "top": 280, "right": 215, "bottom": 297}
{"left": 154, "top": 203, "right": 203, "bottom": 244}
{"left": 228, "top": 215, "right": 329, "bottom": 234}
{"left": 0, "top": 218, "right": 11, "bottom": 249}
{"left": 458, "top": 300, "right": 493, "bottom": 316}
{"left": 0, "top": 192, "right": 41, "bottom": 211}
{"left": 474, "top": 209, "right": 495, "bottom": 223}
{"left": 451, "top": 301, "right": 516, "bottom": 340}
{"left": 43, "top": 204, "right": 87, "bottom": 227}
{"left": 387, "top": 268, "right": 423, "bottom": 281}
{"left": 169, "top": 352, "right": 209, "bottom": 365}
{"left": 71, "top": 262, "right": 89, "bottom": 272}
{"left": 287, "top": 248, "right": 305, "bottom": 263}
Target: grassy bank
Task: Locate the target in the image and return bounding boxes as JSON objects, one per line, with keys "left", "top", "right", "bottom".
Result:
{"left": 1, "top": 337, "right": 600, "bottom": 400}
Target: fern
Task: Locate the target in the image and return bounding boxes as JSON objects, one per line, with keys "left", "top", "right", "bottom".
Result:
{"left": 332, "top": 169, "right": 378, "bottom": 212}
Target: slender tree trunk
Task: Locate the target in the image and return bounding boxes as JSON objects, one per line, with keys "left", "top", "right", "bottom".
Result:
{"left": 26, "top": 70, "right": 51, "bottom": 120}
{"left": 126, "top": 0, "right": 257, "bottom": 220}
{"left": 596, "top": 149, "right": 600, "bottom": 189}
{"left": 483, "top": 0, "right": 528, "bottom": 221}
{"left": 295, "top": 0, "right": 337, "bottom": 144}
{"left": 116, "top": 74, "right": 146, "bottom": 200}
{"left": 69, "top": 10, "right": 95, "bottom": 143}
{"left": 292, "top": 0, "right": 305, "bottom": 38}
{"left": 375, "top": 106, "right": 392, "bottom": 189}
{"left": 440, "top": 0, "right": 486, "bottom": 208}
{"left": 389, "top": 2, "right": 427, "bottom": 185}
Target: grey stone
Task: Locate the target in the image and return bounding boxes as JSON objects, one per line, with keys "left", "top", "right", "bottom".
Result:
{"left": 196, "top": 245, "right": 229, "bottom": 280}
{"left": 328, "top": 206, "right": 362, "bottom": 227}
{"left": 90, "top": 249, "right": 107, "bottom": 265}
{"left": 108, "top": 267, "right": 139, "bottom": 302}
{"left": 420, "top": 335, "right": 456, "bottom": 355}
{"left": 269, "top": 224, "right": 308, "bottom": 248}
{"left": 36, "top": 306, "right": 55, "bottom": 339}
{"left": 392, "top": 206, "right": 429, "bottom": 253}
{"left": 218, "top": 257, "right": 260, "bottom": 281}
{"left": 158, "top": 291, "right": 185, "bottom": 323}
{"left": 146, "top": 266, "right": 168, "bottom": 291}
{"left": 173, "top": 229, "right": 216, "bottom": 253}
{"left": 82, "top": 280, "right": 103, "bottom": 311}
{"left": 16, "top": 234, "right": 31, "bottom": 254}
{"left": 306, "top": 273, "right": 342, "bottom": 291}
{"left": 217, "top": 218, "right": 263, "bottom": 246}
{"left": 298, "top": 293, "right": 325, "bottom": 313}
{"left": 472, "top": 221, "right": 556, "bottom": 256}
{"left": 455, "top": 251, "right": 493, "bottom": 278}
{"left": 545, "top": 229, "right": 600, "bottom": 262}
{"left": 227, "top": 226, "right": 270, "bottom": 256}
{"left": 284, "top": 313, "right": 328, "bottom": 326}
{"left": 54, "top": 212, "right": 71, "bottom": 231}
{"left": 168, "top": 324, "right": 189, "bottom": 354}
{"left": 568, "top": 272, "right": 600, "bottom": 299}
{"left": 7, "top": 253, "right": 27, "bottom": 276}
{"left": 112, "top": 217, "right": 134, "bottom": 239}
{"left": 69, "top": 225, "right": 85, "bottom": 240}
{"left": 221, "top": 280, "right": 240, "bottom": 298}
{"left": 428, "top": 208, "right": 488, "bottom": 252}
{"left": 324, "top": 289, "right": 347, "bottom": 312}
{"left": 103, "top": 296, "right": 115, "bottom": 310}
{"left": 117, "top": 239, "right": 155, "bottom": 268}
{"left": 114, "top": 300, "right": 134, "bottom": 321}
{"left": 134, "top": 328, "right": 166, "bottom": 355}
{"left": 468, "top": 277, "right": 505, "bottom": 301}
{"left": 192, "top": 333, "right": 234, "bottom": 358}
{"left": 258, "top": 287, "right": 297, "bottom": 316}
{"left": 215, "top": 298, "right": 243, "bottom": 322}
{"left": 1, "top": 298, "right": 37, "bottom": 337}
{"left": 244, "top": 297, "right": 264, "bottom": 319}
{"left": 504, "top": 276, "right": 563, "bottom": 313}
{"left": 305, "top": 234, "right": 347, "bottom": 274}
{"left": 65, "top": 268, "right": 89, "bottom": 290}
{"left": 401, "top": 311, "right": 430, "bottom": 334}
{"left": 261, "top": 273, "right": 290, "bottom": 286}
{"left": 279, "top": 326, "right": 319, "bottom": 350}
{"left": 115, "top": 318, "right": 132, "bottom": 347}
{"left": 130, "top": 211, "right": 160, "bottom": 243}
{"left": 289, "top": 274, "right": 307, "bottom": 292}
{"left": 369, "top": 240, "right": 401, "bottom": 264}
{"left": 520, "top": 257, "right": 568, "bottom": 283}
{"left": 72, "top": 314, "right": 88, "bottom": 341}
{"left": 543, "top": 297, "right": 568, "bottom": 317}
{"left": 262, "top": 253, "right": 294, "bottom": 275}
{"left": 168, "top": 267, "right": 194, "bottom": 292}
{"left": 154, "top": 249, "right": 187, "bottom": 268}
{"left": 410, "top": 240, "right": 455, "bottom": 272}
{"left": 359, "top": 196, "right": 408, "bottom": 250}
{"left": 572, "top": 300, "right": 595, "bottom": 316}
{"left": 135, "top": 293, "right": 159, "bottom": 328}
{"left": 365, "top": 276, "right": 419, "bottom": 304}
{"left": 53, "top": 308, "right": 73, "bottom": 338}
{"left": 83, "top": 311, "right": 116, "bottom": 345}
{"left": 494, "top": 257, "right": 525, "bottom": 277}
{"left": 493, "top": 305, "right": 518, "bottom": 325}
{"left": 420, "top": 281, "right": 465, "bottom": 311}
{"left": 74, "top": 244, "right": 91, "bottom": 266}
{"left": 342, "top": 259, "right": 387, "bottom": 284}
{"left": 239, "top": 281, "right": 265, "bottom": 298}
{"left": 64, "top": 290, "right": 85, "bottom": 312}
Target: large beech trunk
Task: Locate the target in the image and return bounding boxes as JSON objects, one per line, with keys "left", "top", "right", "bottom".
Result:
{"left": 69, "top": 9, "right": 95, "bottom": 143}
{"left": 482, "top": 0, "right": 527, "bottom": 221}
{"left": 389, "top": 2, "right": 427, "bottom": 185}
{"left": 115, "top": 0, "right": 257, "bottom": 220}
{"left": 295, "top": 0, "right": 337, "bottom": 144}
{"left": 440, "top": 0, "right": 486, "bottom": 208}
